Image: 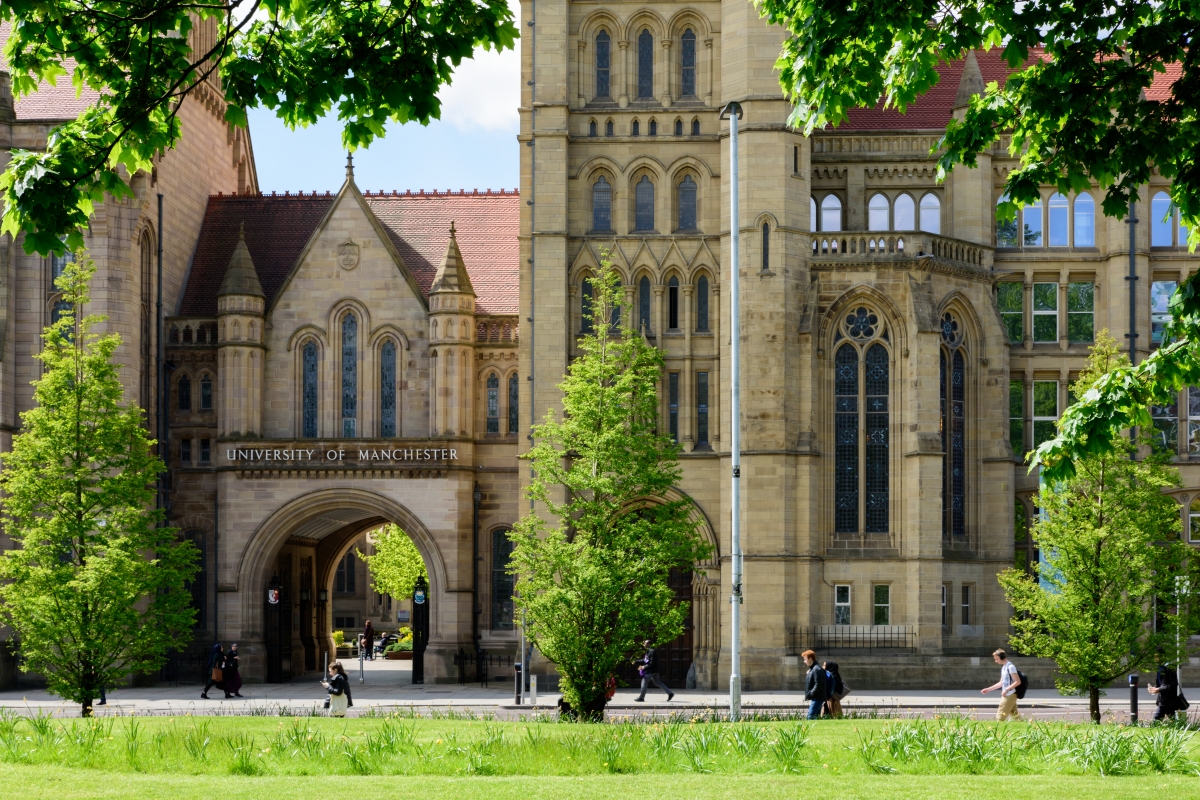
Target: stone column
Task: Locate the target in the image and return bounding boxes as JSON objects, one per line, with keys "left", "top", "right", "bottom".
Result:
{"left": 661, "top": 40, "right": 673, "bottom": 107}
{"left": 618, "top": 40, "right": 630, "bottom": 107}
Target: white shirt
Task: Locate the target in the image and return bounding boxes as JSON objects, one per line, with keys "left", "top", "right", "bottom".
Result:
{"left": 1000, "top": 661, "right": 1019, "bottom": 694}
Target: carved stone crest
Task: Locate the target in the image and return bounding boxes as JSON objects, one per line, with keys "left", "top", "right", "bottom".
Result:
{"left": 338, "top": 239, "right": 360, "bottom": 270}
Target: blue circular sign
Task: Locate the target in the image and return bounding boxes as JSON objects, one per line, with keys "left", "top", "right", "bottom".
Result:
{"left": 414, "top": 589, "right": 426, "bottom": 605}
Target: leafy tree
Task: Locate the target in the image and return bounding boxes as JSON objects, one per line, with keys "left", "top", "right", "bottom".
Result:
{"left": 998, "top": 332, "right": 1195, "bottom": 722}
{"left": 357, "top": 523, "right": 427, "bottom": 601}
{"left": 760, "top": 0, "right": 1200, "bottom": 234}
{"left": 509, "top": 261, "right": 711, "bottom": 720}
{"left": 0, "top": 255, "right": 198, "bottom": 717}
{"left": 0, "top": 0, "right": 518, "bottom": 255}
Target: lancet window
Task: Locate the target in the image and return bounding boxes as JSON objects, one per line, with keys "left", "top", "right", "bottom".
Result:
{"left": 834, "top": 307, "right": 890, "bottom": 534}
{"left": 381, "top": 340, "right": 397, "bottom": 437}
{"left": 341, "top": 312, "right": 358, "bottom": 437}
{"left": 940, "top": 312, "right": 966, "bottom": 539}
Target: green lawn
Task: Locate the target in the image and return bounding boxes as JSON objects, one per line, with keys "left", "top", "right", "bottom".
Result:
{"left": 0, "top": 713, "right": 1197, "bottom": 798}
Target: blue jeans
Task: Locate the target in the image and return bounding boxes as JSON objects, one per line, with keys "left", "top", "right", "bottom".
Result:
{"left": 807, "top": 699, "right": 824, "bottom": 719}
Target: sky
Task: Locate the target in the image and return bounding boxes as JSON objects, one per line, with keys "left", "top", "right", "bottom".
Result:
{"left": 246, "top": 34, "right": 520, "bottom": 195}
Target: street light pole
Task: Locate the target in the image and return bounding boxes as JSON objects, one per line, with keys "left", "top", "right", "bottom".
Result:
{"left": 721, "top": 100, "right": 743, "bottom": 722}
{"left": 1177, "top": 574, "right": 1191, "bottom": 698}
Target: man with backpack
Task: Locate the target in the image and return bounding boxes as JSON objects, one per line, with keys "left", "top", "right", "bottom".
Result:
{"left": 981, "top": 648, "right": 1026, "bottom": 720}
{"left": 802, "top": 649, "right": 827, "bottom": 719}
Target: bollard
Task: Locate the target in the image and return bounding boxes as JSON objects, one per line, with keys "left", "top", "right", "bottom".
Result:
{"left": 1129, "top": 673, "right": 1139, "bottom": 724}
{"left": 359, "top": 648, "right": 365, "bottom": 684}
{"left": 531, "top": 674, "right": 538, "bottom": 707}
{"left": 514, "top": 662, "right": 522, "bottom": 705}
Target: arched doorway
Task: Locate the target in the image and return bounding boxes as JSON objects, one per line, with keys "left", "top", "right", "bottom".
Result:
{"left": 234, "top": 488, "right": 447, "bottom": 682}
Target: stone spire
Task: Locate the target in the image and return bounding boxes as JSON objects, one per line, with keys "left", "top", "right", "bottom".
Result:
{"left": 218, "top": 223, "right": 265, "bottom": 298}
{"left": 346, "top": 151, "right": 354, "bottom": 180}
{"left": 952, "top": 50, "right": 986, "bottom": 111}
{"left": 430, "top": 221, "right": 475, "bottom": 295}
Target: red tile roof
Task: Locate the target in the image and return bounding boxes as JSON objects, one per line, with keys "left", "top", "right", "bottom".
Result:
{"left": 0, "top": 22, "right": 101, "bottom": 121}
{"left": 178, "top": 189, "right": 520, "bottom": 317}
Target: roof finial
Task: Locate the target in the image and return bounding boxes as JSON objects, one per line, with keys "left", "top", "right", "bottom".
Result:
{"left": 449, "top": 220, "right": 456, "bottom": 236}
{"left": 346, "top": 151, "right": 354, "bottom": 179}
{"left": 238, "top": 221, "right": 245, "bottom": 239}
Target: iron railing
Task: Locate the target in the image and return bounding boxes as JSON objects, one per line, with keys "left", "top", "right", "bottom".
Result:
{"left": 453, "top": 648, "right": 514, "bottom": 688}
{"left": 788, "top": 625, "right": 917, "bottom": 655}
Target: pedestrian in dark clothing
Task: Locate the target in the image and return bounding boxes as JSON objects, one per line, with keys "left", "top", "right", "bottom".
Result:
{"left": 201, "top": 643, "right": 224, "bottom": 699}
{"left": 223, "top": 643, "right": 244, "bottom": 697}
{"left": 802, "top": 649, "right": 827, "bottom": 719}
{"left": 823, "top": 661, "right": 845, "bottom": 718}
{"left": 1149, "top": 660, "right": 1180, "bottom": 720}
{"left": 363, "top": 620, "right": 375, "bottom": 660}
{"left": 322, "top": 661, "right": 352, "bottom": 717}
{"left": 633, "top": 639, "right": 674, "bottom": 702}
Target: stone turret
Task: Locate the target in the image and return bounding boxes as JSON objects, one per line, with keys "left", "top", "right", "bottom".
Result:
{"left": 428, "top": 222, "right": 476, "bottom": 436}
{"left": 217, "top": 224, "right": 265, "bottom": 437}
{"left": 950, "top": 51, "right": 993, "bottom": 244}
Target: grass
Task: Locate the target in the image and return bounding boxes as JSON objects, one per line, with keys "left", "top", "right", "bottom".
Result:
{"left": 0, "top": 710, "right": 1197, "bottom": 797}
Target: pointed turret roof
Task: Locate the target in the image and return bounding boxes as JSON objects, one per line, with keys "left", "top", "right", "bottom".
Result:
{"left": 217, "top": 223, "right": 265, "bottom": 298}
{"left": 429, "top": 221, "right": 475, "bottom": 296}
{"left": 952, "top": 50, "right": 986, "bottom": 110}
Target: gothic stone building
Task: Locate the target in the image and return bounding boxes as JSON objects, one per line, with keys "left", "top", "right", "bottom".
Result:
{"left": 4, "top": 7, "right": 1200, "bottom": 690}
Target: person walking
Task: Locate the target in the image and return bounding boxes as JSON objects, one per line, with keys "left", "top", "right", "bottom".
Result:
{"left": 633, "top": 639, "right": 674, "bottom": 702}
{"left": 981, "top": 648, "right": 1023, "bottom": 720}
{"left": 223, "top": 643, "right": 244, "bottom": 698}
{"left": 823, "top": 661, "right": 845, "bottom": 718}
{"left": 802, "top": 650, "right": 827, "bottom": 719}
{"left": 363, "top": 619, "right": 375, "bottom": 661}
{"left": 201, "top": 643, "right": 224, "bottom": 699}
{"left": 322, "top": 661, "right": 352, "bottom": 717}
{"left": 1148, "top": 656, "right": 1180, "bottom": 721}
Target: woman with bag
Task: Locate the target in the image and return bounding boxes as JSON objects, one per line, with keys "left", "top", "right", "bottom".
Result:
{"left": 201, "top": 643, "right": 224, "bottom": 699}
{"left": 823, "top": 661, "right": 850, "bottom": 718}
{"left": 322, "top": 661, "right": 352, "bottom": 717}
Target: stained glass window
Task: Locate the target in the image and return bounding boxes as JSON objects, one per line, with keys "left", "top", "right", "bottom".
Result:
{"left": 668, "top": 276, "right": 679, "bottom": 329}
{"left": 639, "top": 276, "right": 652, "bottom": 333}
{"left": 681, "top": 29, "right": 696, "bottom": 96}
{"left": 592, "top": 176, "right": 612, "bottom": 231}
{"left": 864, "top": 343, "right": 889, "bottom": 533}
{"left": 635, "top": 175, "right": 655, "bottom": 231}
{"left": 302, "top": 341, "right": 318, "bottom": 438}
{"left": 581, "top": 279, "right": 594, "bottom": 333}
{"left": 677, "top": 176, "right": 697, "bottom": 230}
{"left": 940, "top": 329, "right": 966, "bottom": 539}
{"left": 696, "top": 276, "right": 710, "bottom": 332}
{"left": 491, "top": 530, "right": 514, "bottom": 630}
{"left": 697, "top": 371, "right": 709, "bottom": 446}
{"left": 508, "top": 373, "right": 519, "bottom": 433}
{"left": 341, "top": 313, "right": 358, "bottom": 437}
{"left": 669, "top": 372, "right": 679, "bottom": 443}
{"left": 200, "top": 375, "right": 213, "bottom": 410}
{"left": 834, "top": 344, "right": 859, "bottom": 533}
{"left": 381, "top": 341, "right": 397, "bottom": 437}
{"left": 177, "top": 375, "right": 191, "bottom": 411}
{"left": 761, "top": 223, "right": 770, "bottom": 271}
{"left": 637, "top": 29, "right": 653, "bottom": 98}
{"left": 595, "top": 31, "right": 610, "bottom": 98}
{"left": 486, "top": 372, "right": 500, "bottom": 433}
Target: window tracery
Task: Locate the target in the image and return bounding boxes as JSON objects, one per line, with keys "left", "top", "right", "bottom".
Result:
{"left": 302, "top": 341, "right": 318, "bottom": 437}
{"left": 940, "top": 312, "right": 966, "bottom": 539}
{"left": 834, "top": 307, "right": 890, "bottom": 534}
{"left": 341, "top": 312, "right": 358, "bottom": 437}
{"left": 381, "top": 340, "right": 397, "bottom": 437}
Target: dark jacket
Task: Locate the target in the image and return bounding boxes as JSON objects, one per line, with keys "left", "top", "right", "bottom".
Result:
{"left": 805, "top": 662, "right": 828, "bottom": 702}
{"left": 825, "top": 663, "right": 843, "bottom": 698}
{"left": 1155, "top": 664, "right": 1180, "bottom": 710}
{"left": 642, "top": 647, "right": 660, "bottom": 674}
{"left": 327, "top": 672, "right": 353, "bottom": 705}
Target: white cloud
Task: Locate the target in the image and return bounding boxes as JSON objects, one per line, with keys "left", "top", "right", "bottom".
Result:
{"left": 436, "top": 4, "right": 521, "bottom": 131}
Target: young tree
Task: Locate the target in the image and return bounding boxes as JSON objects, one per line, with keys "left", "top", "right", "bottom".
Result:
{"left": 998, "top": 332, "right": 1195, "bottom": 723}
{"left": 357, "top": 524, "right": 428, "bottom": 601}
{"left": 509, "top": 261, "right": 711, "bottom": 720}
{"left": 0, "top": 0, "right": 517, "bottom": 255}
{"left": 0, "top": 255, "right": 198, "bottom": 717}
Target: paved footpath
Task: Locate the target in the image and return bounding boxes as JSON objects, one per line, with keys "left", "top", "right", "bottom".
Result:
{"left": 0, "top": 658, "right": 1163, "bottom": 722}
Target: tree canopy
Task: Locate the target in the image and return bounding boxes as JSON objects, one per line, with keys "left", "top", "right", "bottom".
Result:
{"left": 0, "top": 0, "right": 517, "bottom": 255}
{"left": 357, "top": 524, "right": 428, "bottom": 602}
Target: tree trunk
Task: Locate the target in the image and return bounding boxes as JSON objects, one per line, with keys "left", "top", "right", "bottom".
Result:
{"left": 1089, "top": 686, "right": 1100, "bottom": 723}
{"left": 81, "top": 698, "right": 93, "bottom": 718}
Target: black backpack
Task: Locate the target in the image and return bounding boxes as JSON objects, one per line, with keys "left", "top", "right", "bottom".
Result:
{"left": 1014, "top": 669, "right": 1029, "bottom": 700}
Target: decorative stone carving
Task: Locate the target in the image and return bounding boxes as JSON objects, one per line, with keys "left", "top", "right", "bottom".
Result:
{"left": 338, "top": 239, "right": 360, "bottom": 270}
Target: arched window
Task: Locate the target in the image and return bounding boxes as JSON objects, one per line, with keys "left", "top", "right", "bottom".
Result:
{"left": 589, "top": 119, "right": 597, "bottom": 137}
{"left": 1024, "top": 197, "right": 1043, "bottom": 246}
{"left": 632, "top": 119, "right": 641, "bottom": 136}
{"left": 821, "top": 194, "right": 842, "bottom": 232}
{"left": 581, "top": 278, "right": 594, "bottom": 334}
{"left": 605, "top": 119, "right": 614, "bottom": 136}
{"left": 677, "top": 175, "right": 697, "bottom": 230}
{"left": 1074, "top": 193, "right": 1095, "bottom": 246}
{"left": 508, "top": 373, "right": 519, "bottom": 434}
{"left": 635, "top": 175, "right": 655, "bottom": 231}
{"left": 696, "top": 275, "right": 710, "bottom": 332}
{"left": 200, "top": 375, "right": 213, "bottom": 410}
{"left": 894, "top": 194, "right": 915, "bottom": 230}
{"left": 996, "top": 194, "right": 1018, "bottom": 247}
{"left": 834, "top": 308, "right": 889, "bottom": 534}
{"left": 919, "top": 193, "right": 941, "bottom": 234}
{"left": 940, "top": 312, "right": 965, "bottom": 539}
{"left": 486, "top": 372, "right": 500, "bottom": 433}
{"left": 680, "top": 29, "right": 696, "bottom": 97}
{"left": 380, "top": 340, "right": 397, "bottom": 437}
{"left": 691, "top": 118, "right": 700, "bottom": 135}
{"left": 177, "top": 375, "right": 191, "bottom": 411}
{"left": 592, "top": 176, "right": 612, "bottom": 232}
{"left": 810, "top": 197, "right": 818, "bottom": 232}
{"left": 302, "top": 341, "right": 318, "bottom": 437}
{"left": 638, "top": 276, "right": 652, "bottom": 333}
{"left": 595, "top": 31, "right": 611, "bottom": 98}
{"left": 1048, "top": 192, "right": 1069, "bottom": 246}
{"left": 139, "top": 232, "right": 153, "bottom": 413}
{"left": 1152, "top": 191, "right": 1174, "bottom": 246}
{"left": 637, "top": 29, "right": 653, "bottom": 99}
{"left": 668, "top": 276, "right": 680, "bottom": 329}
{"left": 674, "top": 119, "right": 683, "bottom": 136}
{"left": 761, "top": 222, "right": 770, "bottom": 271}
{"left": 649, "top": 119, "right": 657, "bottom": 136}
{"left": 491, "top": 529, "right": 515, "bottom": 630}
{"left": 341, "top": 312, "right": 358, "bottom": 437}
{"left": 50, "top": 248, "right": 75, "bottom": 333}
{"left": 868, "top": 193, "right": 890, "bottom": 231}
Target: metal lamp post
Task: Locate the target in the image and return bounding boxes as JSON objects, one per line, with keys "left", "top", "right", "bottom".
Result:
{"left": 1177, "top": 574, "right": 1191, "bottom": 697}
{"left": 720, "top": 100, "right": 743, "bottom": 722}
